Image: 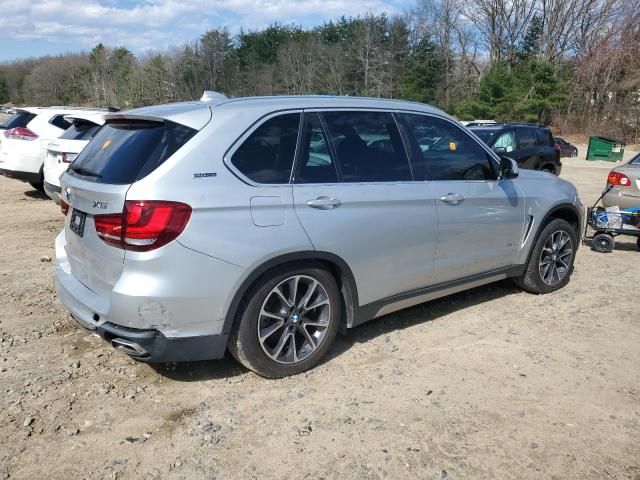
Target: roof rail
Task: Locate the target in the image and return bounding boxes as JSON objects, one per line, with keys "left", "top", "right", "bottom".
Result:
{"left": 200, "top": 91, "right": 228, "bottom": 104}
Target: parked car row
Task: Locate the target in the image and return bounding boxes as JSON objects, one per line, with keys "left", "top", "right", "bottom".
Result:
{"left": 0, "top": 106, "right": 113, "bottom": 194}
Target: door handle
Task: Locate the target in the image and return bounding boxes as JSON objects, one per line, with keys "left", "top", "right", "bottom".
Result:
{"left": 307, "top": 196, "right": 342, "bottom": 210}
{"left": 439, "top": 193, "right": 465, "bottom": 205}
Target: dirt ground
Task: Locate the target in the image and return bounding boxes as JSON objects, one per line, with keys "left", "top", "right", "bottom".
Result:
{"left": 0, "top": 146, "right": 639, "bottom": 480}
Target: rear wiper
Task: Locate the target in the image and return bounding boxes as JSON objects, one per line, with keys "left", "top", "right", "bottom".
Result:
{"left": 71, "top": 166, "right": 102, "bottom": 178}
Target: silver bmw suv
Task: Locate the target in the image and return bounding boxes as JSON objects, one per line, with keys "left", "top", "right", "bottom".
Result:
{"left": 55, "top": 93, "right": 583, "bottom": 378}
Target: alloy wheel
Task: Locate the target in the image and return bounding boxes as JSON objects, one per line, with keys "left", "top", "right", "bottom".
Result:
{"left": 539, "top": 230, "right": 573, "bottom": 286}
{"left": 257, "top": 275, "right": 332, "bottom": 364}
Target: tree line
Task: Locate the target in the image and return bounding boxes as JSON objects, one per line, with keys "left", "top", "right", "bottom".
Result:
{"left": 0, "top": 0, "right": 638, "bottom": 141}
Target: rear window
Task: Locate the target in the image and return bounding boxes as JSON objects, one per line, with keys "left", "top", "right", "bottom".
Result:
{"left": 49, "top": 115, "right": 72, "bottom": 131}
{"left": 68, "top": 120, "right": 196, "bottom": 184}
{"left": 60, "top": 121, "right": 102, "bottom": 141}
{"left": 629, "top": 154, "right": 640, "bottom": 165}
{"left": 0, "top": 112, "right": 36, "bottom": 130}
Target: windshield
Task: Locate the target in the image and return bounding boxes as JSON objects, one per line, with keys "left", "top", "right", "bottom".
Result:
{"left": 0, "top": 112, "right": 36, "bottom": 130}
{"left": 69, "top": 119, "right": 196, "bottom": 184}
{"left": 470, "top": 129, "right": 500, "bottom": 145}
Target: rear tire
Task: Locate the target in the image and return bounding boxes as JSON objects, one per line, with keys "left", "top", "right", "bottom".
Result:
{"left": 636, "top": 237, "right": 640, "bottom": 252}
{"left": 514, "top": 218, "right": 577, "bottom": 294}
{"left": 592, "top": 233, "right": 615, "bottom": 253}
{"left": 228, "top": 263, "right": 341, "bottom": 378}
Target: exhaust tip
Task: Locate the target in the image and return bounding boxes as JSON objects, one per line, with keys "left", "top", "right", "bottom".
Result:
{"left": 111, "top": 338, "right": 149, "bottom": 357}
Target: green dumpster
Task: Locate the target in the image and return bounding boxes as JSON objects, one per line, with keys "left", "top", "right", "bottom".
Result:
{"left": 586, "top": 136, "right": 625, "bottom": 161}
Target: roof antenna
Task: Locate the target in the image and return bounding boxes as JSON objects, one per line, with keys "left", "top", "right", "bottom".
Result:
{"left": 201, "top": 91, "right": 228, "bottom": 104}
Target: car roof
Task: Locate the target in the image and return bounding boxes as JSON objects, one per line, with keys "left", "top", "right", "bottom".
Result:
{"left": 106, "top": 95, "right": 448, "bottom": 130}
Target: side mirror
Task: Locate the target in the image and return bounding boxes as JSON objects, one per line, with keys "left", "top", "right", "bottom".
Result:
{"left": 494, "top": 146, "right": 507, "bottom": 154}
{"left": 499, "top": 156, "right": 519, "bottom": 180}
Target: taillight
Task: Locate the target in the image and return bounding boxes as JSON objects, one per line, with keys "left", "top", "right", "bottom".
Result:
{"left": 61, "top": 199, "right": 69, "bottom": 216}
{"left": 553, "top": 144, "right": 561, "bottom": 153}
{"left": 94, "top": 201, "right": 191, "bottom": 252}
{"left": 62, "top": 153, "right": 77, "bottom": 163}
{"left": 607, "top": 171, "right": 631, "bottom": 187}
{"left": 4, "top": 127, "right": 38, "bottom": 141}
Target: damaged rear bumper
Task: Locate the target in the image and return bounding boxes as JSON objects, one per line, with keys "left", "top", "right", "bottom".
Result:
{"left": 72, "top": 315, "right": 228, "bottom": 362}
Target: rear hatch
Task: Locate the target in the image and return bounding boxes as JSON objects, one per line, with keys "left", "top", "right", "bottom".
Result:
{"left": 61, "top": 113, "right": 202, "bottom": 297}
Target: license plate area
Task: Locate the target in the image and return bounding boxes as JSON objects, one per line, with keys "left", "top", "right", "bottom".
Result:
{"left": 70, "top": 209, "right": 87, "bottom": 237}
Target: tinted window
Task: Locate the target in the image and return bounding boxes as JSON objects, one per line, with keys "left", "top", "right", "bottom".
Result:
{"left": 0, "top": 112, "right": 36, "bottom": 129}
{"left": 470, "top": 128, "right": 501, "bottom": 145}
{"left": 60, "top": 121, "right": 102, "bottom": 141}
{"left": 69, "top": 120, "right": 196, "bottom": 184}
{"left": 518, "top": 128, "right": 537, "bottom": 148}
{"left": 536, "top": 129, "right": 553, "bottom": 146}
{"left": 231, "top": 113, "right": 299, "bottom": 184}
{"left": 321, "top": 111, "right": 411, "bottom": 182}
{"left": 402, "top": 114, "right": 496, "bottom": 181}
{"left": 50, "top": 115, "right": 72, "bottom": 131}
{"left": 296, "top": 113, "right": 338, "bottom": 184}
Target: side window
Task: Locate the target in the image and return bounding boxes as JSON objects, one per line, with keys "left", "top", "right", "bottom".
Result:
{"left": 231, "top": 113, "right": 300, "bottom": 184}
{"left": 401, "top": 113, "right": 496, "bottom": 181}
{"left": 321, "top": 111, "right": 412, "bottom": 182}
{"left": 536, "top": 129, "right": 553, "bottom": 146}
{"left": 518, "top": 128, "right": 537, "bottom": 148}
{"left": 50, "top": 115, "right": 72, "bottom": 131}
{"left": 295, "top": 113, "right": 339, "bottom": 184}
{"left": 493, "top": 130, "right": 516, "bottom": 152}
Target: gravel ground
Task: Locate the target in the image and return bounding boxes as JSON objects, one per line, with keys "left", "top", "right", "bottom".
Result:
{"left": 0, "top": 149, "right": 638, "bottom": 480}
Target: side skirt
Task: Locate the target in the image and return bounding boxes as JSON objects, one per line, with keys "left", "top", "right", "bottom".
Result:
{"left": 350, "top": 265, "right": 525, "bottom": 328}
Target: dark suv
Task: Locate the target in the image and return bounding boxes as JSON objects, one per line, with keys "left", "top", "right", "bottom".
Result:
{"left": 468, "top": 124, "right": 562, "bottom": 175}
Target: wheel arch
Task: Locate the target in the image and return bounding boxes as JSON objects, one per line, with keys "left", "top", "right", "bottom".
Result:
{"left": 222, "top": 251, "right": 359, "bottom": 334}
{"left": 524, "top": 203, "right": 582, "bottom": 266}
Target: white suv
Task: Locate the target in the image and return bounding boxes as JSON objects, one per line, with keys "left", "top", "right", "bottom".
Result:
{"left": 44, "top": 112, "right": 106, "bottom": 202}
{"left": 0, "top": 107, "right": 108, "bottom": 191}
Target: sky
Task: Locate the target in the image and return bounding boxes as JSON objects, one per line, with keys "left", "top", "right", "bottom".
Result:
{"left": 0, "top": 0, "right": 407, "bottom": 62}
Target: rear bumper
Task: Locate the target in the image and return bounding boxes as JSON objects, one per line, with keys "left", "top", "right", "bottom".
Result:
{"left": 71, "top": 315, "right": 228, "bottom": 362}
{"left": 0, "top": 168, "right": 41, "bottom": 184}
{"left": 602, "top": 191, "right": 640, "bottom": 210}
{"left": 55, "top": 229, "right": 245, "bottom": 362}
{"left": 44, "top": 181, "right": 61, "bottom": 203}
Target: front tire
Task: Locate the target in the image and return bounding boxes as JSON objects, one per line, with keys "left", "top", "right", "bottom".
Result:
{"left": 228, "top": 263, "right": 341, "bottom": 378}
{"left": 514, "top": 218, "right": 577, "bottom": 294}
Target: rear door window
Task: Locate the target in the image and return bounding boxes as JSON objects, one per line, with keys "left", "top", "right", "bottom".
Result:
{"left": 320, "top": 111, "right": 411, "bottom": 182}
{"left": 230, "top": 113, "right": 300, "bottom": 184}
{"left": 0, "top": 112, "right": 36, "bottom": 129}
{"left": 60, "top": 121, "right": 102, "bottom": 141}
{"left": 68, "top": 120, "right": 196, "bottom": 184}
{"left": 517, "top": 128, "right": 537, "bottom": 148}
{"left": 295, "top": 112, "right": 339, "bottom": 184}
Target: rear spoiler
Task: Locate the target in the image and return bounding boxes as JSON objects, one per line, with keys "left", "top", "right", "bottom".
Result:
{"left": 63, "top": 113, "right": 106, "bottom": 126}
